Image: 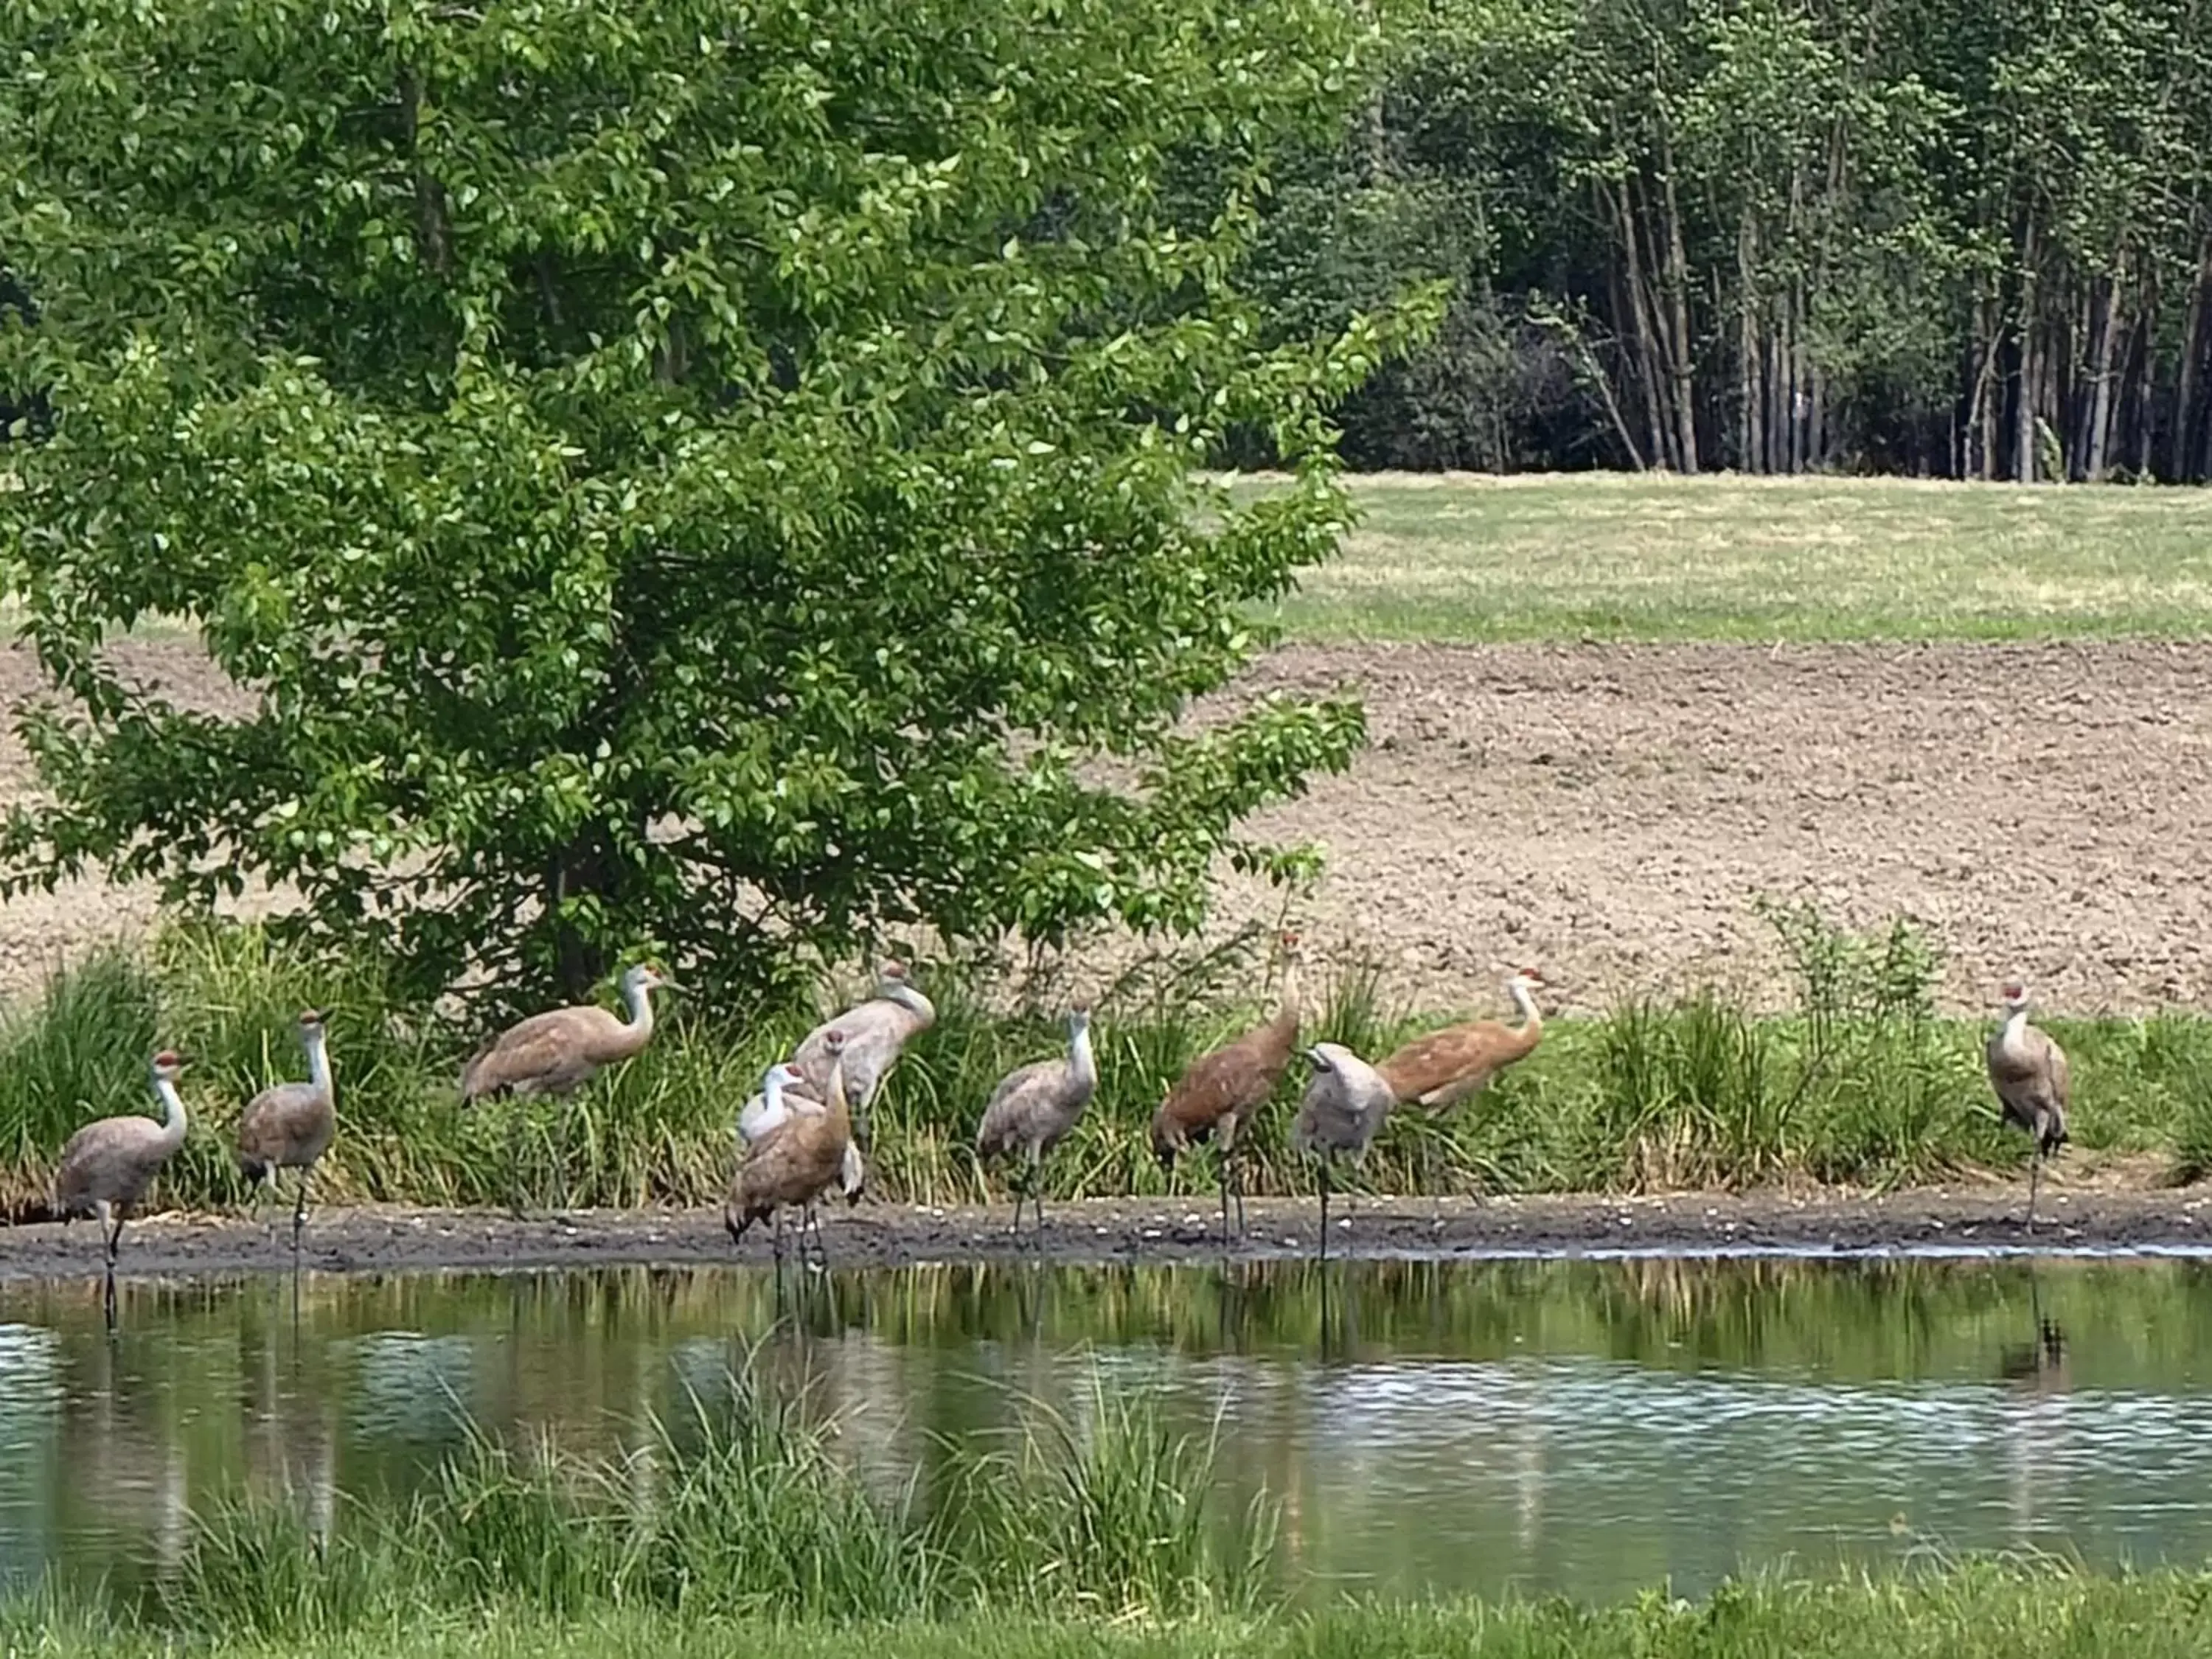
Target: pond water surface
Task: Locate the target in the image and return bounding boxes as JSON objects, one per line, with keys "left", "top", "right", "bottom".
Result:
{"left": 6, "top": 1253, "right": 2212, "bottom": 1604}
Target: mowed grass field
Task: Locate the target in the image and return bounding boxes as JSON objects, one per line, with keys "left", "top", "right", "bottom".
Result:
{"left": 1259, "top": 471, "right": 2212, "bottom": 641}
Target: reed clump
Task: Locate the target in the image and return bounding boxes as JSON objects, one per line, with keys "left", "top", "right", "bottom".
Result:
{"left": 147, "top": 1360, "right": 1267, "bottom": 1644}
{"left": 1, "top": 903, "right": 2208, "bottom": 1218}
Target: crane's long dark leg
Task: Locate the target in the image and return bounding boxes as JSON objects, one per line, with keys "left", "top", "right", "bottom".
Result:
{"left": 1232, "top": 1148, "right": 1246, "bottom": 1238}
{"left": 505, "top": 1108, "right": 528, "bottom": 1220}
{"left": 291, "top": 1168, "right": 310, "bottom": 1259}
{"left": 1318, "top": 1161, "right": 1332, "bottom": 1265}
{"left": 2025, "top": 1145, "right": 2041, "bottom": 1230}
{"left": 101, "top": 1204, "right": 122, "bottom": 1327}
{"left": 1217, "top": 1152, "right": 1231, "bottom": 1243}
{"left": 1031, "top": 1152, "right": 1047, "bottom": 1243}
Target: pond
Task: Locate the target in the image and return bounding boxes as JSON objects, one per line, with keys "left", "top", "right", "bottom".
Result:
{"left": 5, "top": 1252, "right": 2212, "bottom": 1604}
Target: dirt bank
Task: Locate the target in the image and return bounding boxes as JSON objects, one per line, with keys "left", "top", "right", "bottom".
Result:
{"left": 7, "top": 1185, "right": 2212, "bottom": 1282}
{"left": 4, "top": 636, "right": 2208, "bottom": 1014}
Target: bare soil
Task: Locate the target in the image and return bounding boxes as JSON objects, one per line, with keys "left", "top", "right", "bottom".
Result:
{"left": 7, "top": 1185, "right": 2212, "bottom": 1281}
{"left": 3, "top": 636, "right": 2208, "bottom": 1015}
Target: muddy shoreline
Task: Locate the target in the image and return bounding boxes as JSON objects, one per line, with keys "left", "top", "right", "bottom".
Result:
{"left": 8, "top": 1186, "right": 2212, "bottom": 1282}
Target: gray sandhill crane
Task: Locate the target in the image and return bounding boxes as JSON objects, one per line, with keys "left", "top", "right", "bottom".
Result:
{"left": 1377, "top": 969, "right": 1548, "bottom": 1109}
{"left": 975, "top": 1006, "right": 1097, "bottom": 1237}
{"left": 1152, "top": 931, "right": 1302, "bottom": 1239}
{"left": 727, "top": 1032, "right": 854, "bottom": 1266}
{"left": 237, "top": 1009, "right": 335, "bottom": 1256}
{"left": 1986, "top": 981, "right": 2069, "bottom": 1228}
{"left": 790, "top": 960, "right": 936, "bottom": 1155}
{"left": 459, "top": 961, "right": 679, "bottom": 1102}
{"left": 54, "top": 1050, "right": 191, "bottom": 1319}
{"left": 1292, "top": 1041, "right": 1395, "bottom": 1262}
{"left": 738, "top": 1058, "right": 865, "bottom": 1224}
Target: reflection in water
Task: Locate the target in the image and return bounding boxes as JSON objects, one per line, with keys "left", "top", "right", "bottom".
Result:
{"left": 7, "top": 1254, "right": 2212, "bottom": 1601}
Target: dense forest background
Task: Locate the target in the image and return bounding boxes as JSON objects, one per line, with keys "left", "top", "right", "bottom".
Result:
{"left": 1252, "top": 0, "right": 2212, "bottom": 480}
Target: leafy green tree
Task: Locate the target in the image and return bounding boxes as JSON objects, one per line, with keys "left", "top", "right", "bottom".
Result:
{"left": 0, "top": 0, "right": 1426, "bottom": 1006}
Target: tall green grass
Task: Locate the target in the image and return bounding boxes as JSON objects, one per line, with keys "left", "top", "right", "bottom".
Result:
{"left": 124, "top": 1357, "right": 1265, "bottom": 1643}
{"left": 1, "top": 905, "right": 2208, "bottom": 1220}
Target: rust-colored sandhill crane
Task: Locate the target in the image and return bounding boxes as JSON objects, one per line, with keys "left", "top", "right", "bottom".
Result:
{"left": 1292, "top": 1041, "right": 1395, "bottom": 1262}
{"left": 1152, "top": 931, "right": 1303, "bottom": 1239}
{"left": 459, "top": 962, "right": 678, "bottom": 1102}
{"left": 738, "top": 1059, "right": 865, "bottom": 1216}
{"left": 1377, "top": 968, "right": 1548, "bottom": 1109}
{"left": 237, "top": 1009, "right": 335, "bottom": 1256}
{"left": 459, "top": 961, "right": 678, "bottom": 1213}
{"left": 727, "top": 1032, "right": 853, "bottom": 1265}
{"left": 975, "top": 1006, "right": 1097, "bottom": 1237}
{"left": 54, "top": 1051, "right": 191, "bottom": 1321}
{"left": 1986, "top": 981, "right": 2069, "bottom": 1228}
{"left": 790, "top": 960, "right": 935, "bottom": 1155}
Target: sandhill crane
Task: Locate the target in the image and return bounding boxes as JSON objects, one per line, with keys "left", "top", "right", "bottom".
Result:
{"left": 1152, "top": 931, "right": 1302, "bottom": 1239}
{"left": 738, "top": 1059, "right": 865, "bottom": 1225}
{"left": 975, "top": 1006, "right": 1097, "bottom": 1237}
{"left": 459, "top": 961, "right": 678, "bottom": 1213}
{"left": 54, "top": 1050, "right": 190, "bottom": 1320}
{"left": 1293, "top": 1041, "right": 1395, "bottom": 1262}
{"left": 1377, "top": 968, "right": 1548, "bottom": 1109}
{"left": 790, "top": 960, "right": 935, "bottom": 1154}
{"left": 237, "top": 1009, "right": 335, "bottom": 1256}
{"left": 1986, "top": 981, "right": 2069, "bottom": 1228}
{"left": 459, "top": 961, "right": 678, "bottom": 1102}
{"left": 727, "top": 1032, "right": 854, "bottom": 1266}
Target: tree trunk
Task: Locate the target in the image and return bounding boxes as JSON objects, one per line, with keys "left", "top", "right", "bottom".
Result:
{"left": 2014, "top": 218, "right": 2039, "bottom": 482}
{"left": 1609, "top": 179, "right": 1672, "bottom": 470}
{"left": 2174, "top": 238, "right": 2212, "bottom": 481}
{"left": 2084, "top": 269, "right": 2121, "bottom": 481}
{"left": 545, "top": 827, "right": 625, "bottom": 1001}
{"left": 1655, "top": 128, "right": 1700, "bottom": 473}
{"left": 1738, "top": 212, "right": 1763, "bottom": 472}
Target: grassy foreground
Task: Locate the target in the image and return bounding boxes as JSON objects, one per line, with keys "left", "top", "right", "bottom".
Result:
{"left": 1262, "top": 471, "right": 2212, "bottom": 642}
{"left": 3, "top": 905, "right": 2211, "bottom": 1218}
{"left": 17, "top": 1573, "right": 2212, "bottom": 1659}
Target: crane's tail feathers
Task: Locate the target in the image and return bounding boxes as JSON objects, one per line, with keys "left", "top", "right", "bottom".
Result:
{"left": 239, "top": 1155, "right": 270, "bottom": 1184}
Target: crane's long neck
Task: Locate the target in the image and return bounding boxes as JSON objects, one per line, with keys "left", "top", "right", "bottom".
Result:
{"left": 888, "top": 984, "right": 936, "bottom": 1029}
{"left": 1508, "top": 980, "right": 1542, "bottom": 1032}
{"left": 304, "top": 1032, "right": 333, "bottom": 1096}
{"left": 619, "top": 981, "right": 658, "bottom": 1046}
{"left": 1067, "top": 1022, "right": 1097, "bottom": 1090}
{"left": 1997, "top": 1006, "right": 2032, "bottom": 1060}
{"left": 153, "top": 1078, "right": 188, "bottom": 1150}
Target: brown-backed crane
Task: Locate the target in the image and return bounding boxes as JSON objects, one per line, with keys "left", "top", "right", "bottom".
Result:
{"left": 737, "top": 1058, "right": 865, "bottom": 1233}
{"left": 54, "top": 1050, "right": 191, "bottom": 1323}
{"left": 237, "top": 1009, "right": 336, "bottom": 1258}
{"left": 790, "top": 960, "right": 935, "bottom": 1156}
{"left": 727, "top": 1031, "right": 853, "bottom": 1267}
{"left": 1986, "top": 981, "right": 2069, "bottom": 1228}
{"left": 458, "top": 961, "right": 678, "bottom": 1213}
{"left": 1376, "top": 967, "right": 1548, "bottom": 1194}
{"left": 1152, "top": 931, "right": 1302, "bottom": 1239}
